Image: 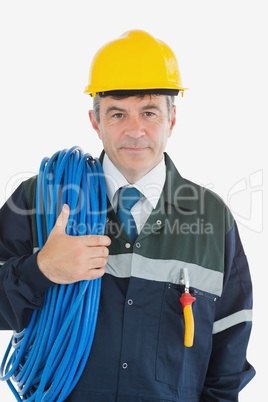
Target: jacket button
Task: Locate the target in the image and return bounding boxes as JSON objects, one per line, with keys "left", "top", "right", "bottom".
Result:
{"left": 125, "top": 242, "right": 131, "bottom": 249}
{"left": 122, "top": 362, "right": 128, "bottom": 369}
{"left": 135, "top": 242, "right": 141, "bottom": 248}
{"left": 127, "top": 299, "right": 133, "bottom": 305}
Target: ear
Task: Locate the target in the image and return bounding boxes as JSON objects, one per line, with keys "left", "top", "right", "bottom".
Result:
{"left": 168, "top": 105, "right": 176, "bottom": 138}
{"left": 88, "top": 110, "right": 101, "bottom": 138}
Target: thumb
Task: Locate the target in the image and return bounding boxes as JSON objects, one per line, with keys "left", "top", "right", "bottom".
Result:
{"left": 55, "top": 204, "right": 70, "bottom": 233}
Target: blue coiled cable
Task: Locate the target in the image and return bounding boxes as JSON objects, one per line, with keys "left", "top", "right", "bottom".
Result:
{"left": 0, "top": 146, "right": 107, "bottom": 401}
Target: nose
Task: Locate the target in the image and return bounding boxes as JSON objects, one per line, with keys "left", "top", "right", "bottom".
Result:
{"left": 125, "top": 115, "right": 145, "bottom": 138}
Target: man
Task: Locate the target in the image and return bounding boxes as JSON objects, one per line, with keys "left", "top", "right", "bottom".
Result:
{"left": 0, "top": 30, "right": 255, "bottom": 401}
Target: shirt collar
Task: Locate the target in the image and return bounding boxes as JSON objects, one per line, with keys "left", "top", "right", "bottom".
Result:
{"left": 102, "top": 153, "right": 166, "bottom": 210}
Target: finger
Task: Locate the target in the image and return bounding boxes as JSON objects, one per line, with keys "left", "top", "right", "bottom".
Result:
{"left": 86, "top": 256, "right": 108, "bottom": 270}
{"left": 82, "top": 235, "right": 111, "bottom": 247}
{"left": 55, "top": 204, "right": 70, "bottom": 232}
{"left": 86, "top": 246, "right": 109, "bottom": 258}
{"left": 84, "top": 266, "right": 106, "bottom": 281}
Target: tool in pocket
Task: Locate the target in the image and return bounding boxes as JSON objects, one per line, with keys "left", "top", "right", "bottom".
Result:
{"left": 180, "top": 268, "right": 196, "bottom": 347}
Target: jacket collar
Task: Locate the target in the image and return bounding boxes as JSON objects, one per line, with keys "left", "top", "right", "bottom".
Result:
{"left": 163, "top": 153, "right": 201, "bottom": 213}
{"left": 99, "top": 150, "right": 201, "bottom": 213}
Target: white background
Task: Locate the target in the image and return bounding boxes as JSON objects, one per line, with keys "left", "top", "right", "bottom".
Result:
{"left": 0, "top": 1, "right": 267, "bottom": 400}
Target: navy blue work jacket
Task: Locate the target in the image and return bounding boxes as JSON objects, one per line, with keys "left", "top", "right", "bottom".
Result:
{"left": 0, "top": 153, "right": 255, "bottom": 401}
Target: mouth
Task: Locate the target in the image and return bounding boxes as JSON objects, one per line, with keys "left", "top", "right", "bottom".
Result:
{"left": 121, "top": 146, "right": 150, "bottom": 152}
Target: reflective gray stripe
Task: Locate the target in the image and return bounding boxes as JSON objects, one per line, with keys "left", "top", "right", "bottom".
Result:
{"left": 106, "top": 254, "right": 133, "bottom": 278}
{"left": 0, "top": 261, "right": 6, "bottom": 266}
{"left": 106, "top": 253, "right": 223, "bottom": 296}
{"left": 212, "top": 309, "right": 253, "bottom": 334}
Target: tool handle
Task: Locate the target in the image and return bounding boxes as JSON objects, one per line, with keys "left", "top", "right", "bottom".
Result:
{"left": 182, "top": 304, "right": 195, "bottom": 347}
{"left": 180, "top": 292, "right": 196, "bottom": 347}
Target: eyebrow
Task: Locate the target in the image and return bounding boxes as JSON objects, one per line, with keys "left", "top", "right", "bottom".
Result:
{"left": 105, "top": 104, "right": 162, "bottom": 116}
{"left": 140, "top": 104, "right": 161, "bottom": 112}
{"left": 105, "top": 106, "right": 126, "bottom": 115}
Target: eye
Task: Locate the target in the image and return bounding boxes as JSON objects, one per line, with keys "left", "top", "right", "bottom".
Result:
{"left": 112, "top": 113, "right": 124, "bottom": 119}
{"left": 143, "top": 111, "right": 155, "bottom": 117}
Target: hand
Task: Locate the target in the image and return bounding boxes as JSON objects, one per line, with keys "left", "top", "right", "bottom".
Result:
{"left": 37, "top": 204, "right": 111, "bottom": 284}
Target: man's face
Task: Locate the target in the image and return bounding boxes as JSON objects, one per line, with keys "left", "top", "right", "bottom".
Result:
{"left": 89, "top": 95, "right": 176, "bottom": 183}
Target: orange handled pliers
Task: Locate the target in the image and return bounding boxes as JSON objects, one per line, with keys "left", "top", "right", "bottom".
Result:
{"left": 180, "top": 268, "right": 196, "bottom": 347}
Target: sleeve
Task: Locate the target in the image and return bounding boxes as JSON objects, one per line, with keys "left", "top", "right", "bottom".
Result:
{"left": 0, "top": 182, "right": 54, "bottom": 332}
{"left": 201, "top": 220, "right": 256, "bottom": 401}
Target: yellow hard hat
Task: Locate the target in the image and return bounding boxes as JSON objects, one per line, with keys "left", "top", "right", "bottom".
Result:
{"left": 84, "top": 30, "right": 187, "bottom": 97}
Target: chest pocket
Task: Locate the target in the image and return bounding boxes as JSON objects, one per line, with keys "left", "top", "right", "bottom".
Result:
{"left": 156, "top": 283, "right": 218, "bottom": 390}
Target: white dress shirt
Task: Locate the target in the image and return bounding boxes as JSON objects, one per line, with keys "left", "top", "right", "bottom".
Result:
{"left": 102, "top": 154, "right": 166, "bottom": 234}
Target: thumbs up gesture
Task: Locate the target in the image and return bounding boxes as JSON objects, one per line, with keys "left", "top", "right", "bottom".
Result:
{"left": 37, "top": 204, "right": 111, "bottom": 284}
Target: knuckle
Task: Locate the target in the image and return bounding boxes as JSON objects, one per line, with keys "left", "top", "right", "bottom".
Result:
{"left": 101, "top": 247, "right": 109, "bottom": 257}
{"left": 87, "top": 267, "right": 105, "bottom": 280}
{"left": 104, "top": 235, "right": 111, "bottom": 245}
{"left": 86, "top": 235, "right": 100, "bottom": 246}
{"left": 96, "top": 235, "right": 105, "bottom": 246}
{"left": 99, "top": 257, "right": 108, "bottom": 267}
{"left": 96, "top": 267, "right": 105, "bottom": 278}
{"left": 95, "top": 235, "right": 110, "bottom": 246}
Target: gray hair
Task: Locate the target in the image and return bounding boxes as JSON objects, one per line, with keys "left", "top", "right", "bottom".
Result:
{"left": 93, "top": 94, "right": 175, "bottom": 124}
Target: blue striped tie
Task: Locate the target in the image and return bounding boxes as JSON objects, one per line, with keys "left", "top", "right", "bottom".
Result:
{"left": 117, "top": 187, "right": 141, "bottom": 242}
